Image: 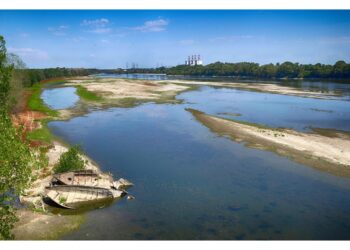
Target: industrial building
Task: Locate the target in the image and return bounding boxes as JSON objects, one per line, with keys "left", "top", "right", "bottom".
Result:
{"left": 185, "top": 55, "right": 203, "bottom": 66}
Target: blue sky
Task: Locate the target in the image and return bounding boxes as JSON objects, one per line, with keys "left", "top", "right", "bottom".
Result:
{"left": 1, "top": 10, "right": 350, "bottom": 68}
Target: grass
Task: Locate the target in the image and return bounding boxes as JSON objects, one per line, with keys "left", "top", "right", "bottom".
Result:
{"left": 76, "top": 85, "right": 103, "bottom": 101}
{"left": 26, "top": 119, "right": 54, "bottom": 144}
{"left": 27, "top": 83, "right": 59, "bottom": 117}
{"left": 26, "top": 79, "right": 67, "bottom": 144}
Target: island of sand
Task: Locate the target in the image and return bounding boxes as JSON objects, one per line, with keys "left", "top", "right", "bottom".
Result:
{"left": 187, "top": 108, "right": 350, "bottom": 177}
{"left": 159, "top": 79, "right": 343, "bottom": 99}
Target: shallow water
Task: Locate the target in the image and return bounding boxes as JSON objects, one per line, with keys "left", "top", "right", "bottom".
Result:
{"left": 94, "top": 73, "right": 350, "bottom": 99}
{"left": 42, "top": 81, "right": 350, "bottom": 240}
{"left": 180, "top": 86, "right": 350, "bottom": 132}
{"left": 41, "top": 87, "right": 79, "bottom": 109}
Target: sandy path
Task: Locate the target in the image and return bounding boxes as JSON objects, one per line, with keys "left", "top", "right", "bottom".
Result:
{"left": 188, "top": 109, "right": 350, "bottom": 177}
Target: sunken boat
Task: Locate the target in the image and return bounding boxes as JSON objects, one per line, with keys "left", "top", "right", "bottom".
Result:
{"left": 45, "top": 185, "right": 126, "bottom": 209}
{"left": 52, "top": 169, "right": 133, "bottom": 190}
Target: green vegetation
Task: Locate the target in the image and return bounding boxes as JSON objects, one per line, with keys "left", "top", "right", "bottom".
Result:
{"left": 14, "top": 68, "right": 99, "bottom": 88}
{"left": 121, "top": 61, "right": 350, "bottom": 80}
{"left": 76, "top": 85, "right": 103, "bottom": 101}
{"left": 0, "top": 35, "right": 33, "bottom": 240}
{"left": 26, "top": 119, "right": 54, "bottom": 144}
{"left": 28, "top": 83, "right": 59, "bottom": 116}
{"left": 53, "top": 145, "right": 86, "bottom": 174}
{"left": 59, "top": 196, "right": 67, "bottom": 205}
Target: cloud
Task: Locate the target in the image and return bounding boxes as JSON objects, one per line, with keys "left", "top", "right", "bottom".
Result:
{"left": 81, "top": 18, "right": 112, "bottom": 34}
{"left": 81, "top": 18, "right": 109, "bottom": 27}
{"left": 133, "top": 18, "right": 169, "bottom": 32}
{"left": 89, "top": 28, "right": 112, "bottom": 34}
{"left": 48, "top": 25, "right": 69, "bottom": 36}
{"left": 209, "top": 35, "right": 254, "bottom": 42}
{"left": 8, "top": 47, "right": 49, "bottom": 61}
{"left": 179, "top": 39, "right": 195, "bottom": 45}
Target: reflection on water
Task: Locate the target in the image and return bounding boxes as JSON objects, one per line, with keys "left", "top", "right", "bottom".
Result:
{"left": 47, "top": 84, "right": 350, "bottom": 240}
{"left": 41, "top": 87, "right": 79, "bottom": 110}
{"left": 179, "top": 86, "right": 350, "bottom": 132}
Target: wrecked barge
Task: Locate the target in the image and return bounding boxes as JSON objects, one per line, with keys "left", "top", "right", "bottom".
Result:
{"left": 45, "top": 170, "right": 133, "bottom": 209}
{"left": 46, "top": 185, "right": 126, "bottom": 209}
{"left": 52, "top": 169, "right": 133, "bottom": 190}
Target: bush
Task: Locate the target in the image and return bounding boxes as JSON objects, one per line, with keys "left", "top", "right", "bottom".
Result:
{"left": 53, "top": 145, "right": 86, "bottom": 174}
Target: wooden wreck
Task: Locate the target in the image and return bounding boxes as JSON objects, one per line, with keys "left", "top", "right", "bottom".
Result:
{"left": 52, "top": 170, "right": 133, "bottom": 190}
{"left": 46, "top": 185, "right": 126, "bottom": 209}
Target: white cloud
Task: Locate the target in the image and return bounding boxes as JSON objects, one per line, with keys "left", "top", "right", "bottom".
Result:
{"left": 133, "top": 18, "right": 169, "bottom": 32}
{"left": 179, "top": 39, "right": 195, "bottom": 45}
{"left": 209, "top": 35, "right": 254, "bottom": 42}
{"left": 81, "top": 18, "right": 112, "bottom": 34}
{"left": 48, "top": 25, "right": 69, "bottom": 36}
{"left": 8, "top": 47, "right": 49, "bottom": 61}
{"left": 88, "top": 28, "right": 112, "bottom": 34}
{"left": 81, "top": 18, "right": 109, "bottom": 27}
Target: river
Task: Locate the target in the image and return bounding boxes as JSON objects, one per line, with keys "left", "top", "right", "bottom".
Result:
{"left": 41, "top": 75, "right": 350, "bottom": 240}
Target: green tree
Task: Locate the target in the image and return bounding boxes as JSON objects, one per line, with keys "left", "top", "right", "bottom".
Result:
{"left": 0, "top": 35, "right": 35, "bottom": 239}
{"left": 53, "top": 145, "right": 86, "bottom": 174}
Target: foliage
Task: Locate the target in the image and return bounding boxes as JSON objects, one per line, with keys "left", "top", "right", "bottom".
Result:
{"left": 0, "top": 36, "right": 13, "bottom": 108}
{"left": 15, "top": 68, "right": 99, "bottom": 88}
{"left": 0, "top": 204, "right": 17, "bottom": 240}
{"left": 27, "top": 83, "right": 58, "bottom": 116}
{"left": 26, "top": 119, "right": 54, "bottom": 144}
{"left": 119, "top": 61, "right": 350, "bottom": 79}
{"left": 0, "top": 35, "right": 34, "bottom": 240}
{"left": 76, "top": 85, "right": 103, "bottom": 101}
{"left": 53, "top": 145, "right": 86, "bottom": 174}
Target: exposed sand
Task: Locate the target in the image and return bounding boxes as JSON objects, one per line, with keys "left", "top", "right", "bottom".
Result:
{"left": 66, "top": 77, "right": 189, "bottom": 102}
{"left": 15, "top": 141, "right": 100, "bottom": 239}
{"left": 160, "top": 80, "right": 342, "bottom": 99}
{"left": 187, "top": 109, "right": 350, "bottom": 177}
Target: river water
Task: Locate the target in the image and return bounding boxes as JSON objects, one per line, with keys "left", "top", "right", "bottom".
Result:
{"left": 42, "top": 75, "right": 350, "bottom": 240}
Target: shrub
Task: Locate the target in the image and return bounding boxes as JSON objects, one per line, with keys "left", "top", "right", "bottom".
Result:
{"left": 53, "top": 145, "right": 86, "bottom": 174}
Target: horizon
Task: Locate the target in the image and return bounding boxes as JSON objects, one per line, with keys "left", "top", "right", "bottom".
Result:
{"left": 1, "top": 10, "right": 350, "bottom": 68}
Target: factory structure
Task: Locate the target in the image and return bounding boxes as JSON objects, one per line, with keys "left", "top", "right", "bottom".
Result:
{"left": 185, "top": 55, "right": 203, "bottom": 66}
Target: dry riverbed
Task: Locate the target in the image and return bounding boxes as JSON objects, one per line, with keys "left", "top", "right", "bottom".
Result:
{"left": 160, "top": 79, "right": 343, "bottom": 99}
{"left": 65, "top": 77, "right": 190, "bottom": 104}
{"left": 187, "top": 108, "right": 350, "bottom": 177}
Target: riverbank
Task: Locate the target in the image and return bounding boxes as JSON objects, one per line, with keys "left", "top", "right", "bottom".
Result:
{"left": 12, "top": 141, "right": 102, "bottom": 240}
{"left": 10, "top": 79, "right": 104, "bottom": 239}
{"left": 11, "top": 76, "right": 188, "bottom": 239}
{"left": 160, "top": 79, "right": 343, "bottom": 99}
{"left": 187, "top": 108, "right": 350, "bottom": 177}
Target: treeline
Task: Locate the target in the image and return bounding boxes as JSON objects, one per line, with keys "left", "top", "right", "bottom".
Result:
{"left": 122, "top": 61, "right": 350, "bottom": 79}
{"left": 14, "top": 68, "right": 99, "bottom": 87}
